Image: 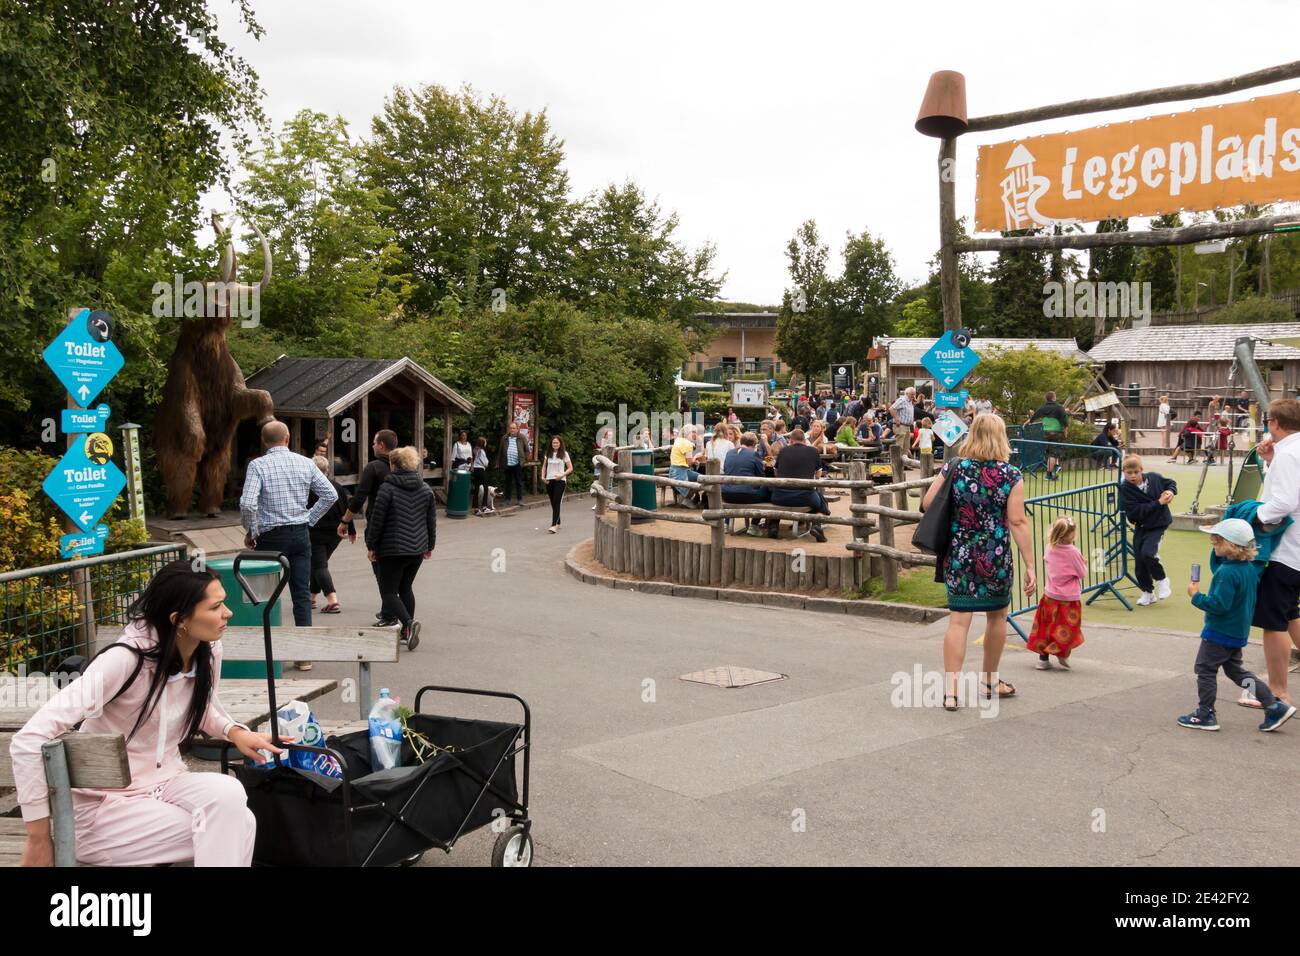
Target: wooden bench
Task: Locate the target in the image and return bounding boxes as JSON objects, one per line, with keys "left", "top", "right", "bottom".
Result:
{"left": 0, "top": 733, "right": 131, "bottom": 867}
{"left": 720, "top": 501, "right": 817, "bottom": 538}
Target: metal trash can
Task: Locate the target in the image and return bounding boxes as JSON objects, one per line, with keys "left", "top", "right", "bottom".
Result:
{"left": 447, "top": 466, "right": 471, "bottom": 518}
{"left": 631, "top": 448, "right": 657, "bottom": 519}
{"left": 209, "top": 556, "right": 283, "bottom": 679}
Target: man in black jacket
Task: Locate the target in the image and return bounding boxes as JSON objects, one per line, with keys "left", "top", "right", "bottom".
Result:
{"left": 365, "top": 445, "right": 436, "bottom": 649}
{"left": 1118, "top": 453, "right": 1177, "bottom": 606}
{"left": 338, "top": 428, "right": 398, "bottom": 624}
{"left": 771, "top": 428, "right": 830, "bottom": 542}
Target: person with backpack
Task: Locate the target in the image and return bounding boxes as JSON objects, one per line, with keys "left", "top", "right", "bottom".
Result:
{"left": 364, "top": 446, "right": 437, "bottom": 650}
{"left": 1029, "top": 390, "right": 1069, "bottom": 479}
{"left": 9, "top": 560, "right": 279, "bottom": 866}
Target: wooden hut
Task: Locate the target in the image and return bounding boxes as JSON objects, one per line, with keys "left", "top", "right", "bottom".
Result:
{"left": 244, "top": 355, "right": 474, "bottom": 488}
{"left": 1089, "top": 322, "right": 1300, "bottom": 429}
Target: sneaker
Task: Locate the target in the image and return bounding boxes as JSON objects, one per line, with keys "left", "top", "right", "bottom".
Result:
{"left": 1136, "top": 591, "right": 1156, "bottom": 606}
{"left": 809, "top": 524, "right": 827, "bottom": 543}
{"left": 402, "top": 620, "right": 421, "bottom": 651}
{"left": 376, "top": 616, "right": 398, "bottom": 627}
{"left": 1177, "top": 710, "right": 1219, "bottom": 731}
{"left": 1056, "top": 656, "right": 1071, "bottom": 670}
{"left": 295, "top": 660, "right": 314, "bottom": 672}
{"left": 1259, "top": 700, "right": 1297, "bottom": 732}
{"left": 1036, "top": 656, "right": 1052, "bottom": 670}
{"left": 1155, "top": 578, "right": 1172, "bottom": 601}
{"left": 547, "top": 525, "right": 558, "bottom": 534}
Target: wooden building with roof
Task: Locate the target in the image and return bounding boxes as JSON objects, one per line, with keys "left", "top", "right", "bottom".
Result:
{"left": 244, "top": 355, "right": 474, "bottom": 487}
{"left": 1089, "top": 322, "right": 1300, "bottom": 429}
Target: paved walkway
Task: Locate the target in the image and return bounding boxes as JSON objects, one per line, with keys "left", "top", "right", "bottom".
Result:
{"left": 292, "top": 498, "right": 1300, "bottom": 866}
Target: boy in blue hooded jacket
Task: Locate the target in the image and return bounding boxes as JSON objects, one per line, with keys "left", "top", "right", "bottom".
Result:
{"left": 1180, "top": 518, "right": 1297, "bottom": 732}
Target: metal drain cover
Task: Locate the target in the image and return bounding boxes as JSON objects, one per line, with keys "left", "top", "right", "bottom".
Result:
{"left": 678, "top": 666, "right": 786, "bottom": 689}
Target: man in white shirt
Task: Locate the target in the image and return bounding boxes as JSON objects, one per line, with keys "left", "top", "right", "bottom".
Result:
{"left": 1251, "top": 398, "right": 1300, "bottom": 705}
{"left": 892, "top": 387, "right": 916, "bottom": 454}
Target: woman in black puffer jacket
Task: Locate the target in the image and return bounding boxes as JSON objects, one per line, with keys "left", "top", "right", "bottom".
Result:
{"left": 364, "top": 446, "right": 436, "bottom": 649}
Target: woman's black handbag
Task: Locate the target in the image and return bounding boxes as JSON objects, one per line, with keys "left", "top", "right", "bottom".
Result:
{"left": 912, "top": 459, "right": 958, "bottom": 555}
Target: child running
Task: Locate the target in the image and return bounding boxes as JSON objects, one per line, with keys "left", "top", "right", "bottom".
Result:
{"left": 1180, "top": 518, "right": 1297, "bottom": 732}
{"left": 1118, "top": 454, "right": 1176, "bottom": 606}
{"left": 1028, "top": 516, "right": 1086, "bottom": 669}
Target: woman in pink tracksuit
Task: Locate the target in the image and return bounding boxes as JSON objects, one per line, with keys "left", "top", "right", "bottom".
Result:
{"left": 10, "top": 560, "right": 284, "bottom": 866}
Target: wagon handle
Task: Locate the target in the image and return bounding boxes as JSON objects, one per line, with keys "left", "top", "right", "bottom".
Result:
{"left": 232, "top": 550, "right": 290, "bottom": 746}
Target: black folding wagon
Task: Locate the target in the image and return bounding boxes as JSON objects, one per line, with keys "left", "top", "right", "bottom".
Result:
{"left": 221, "top": 552, "right": 534, "bottom": 867}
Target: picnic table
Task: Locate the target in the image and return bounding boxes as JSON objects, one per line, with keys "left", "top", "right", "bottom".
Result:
{"left": 0, "top": 675, "right": 337, "bottom": 733}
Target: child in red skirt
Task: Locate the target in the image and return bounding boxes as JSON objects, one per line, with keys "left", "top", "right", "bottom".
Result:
{"left": 1028, "top": 516, "right": 1086, "bottom": 669}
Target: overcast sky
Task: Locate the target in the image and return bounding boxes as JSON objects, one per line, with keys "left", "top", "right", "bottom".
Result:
{"left": 216, "top": 0, "right": 1300, "bottom": 304}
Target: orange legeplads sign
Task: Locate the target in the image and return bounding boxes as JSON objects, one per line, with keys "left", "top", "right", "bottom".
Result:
{"left": 974, "top": 89, "right": 1300, "bottom": 233}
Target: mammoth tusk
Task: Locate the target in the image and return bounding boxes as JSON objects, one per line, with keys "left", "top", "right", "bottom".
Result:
{"left": 249, "top": 219, "right": 272, "bottom": 291}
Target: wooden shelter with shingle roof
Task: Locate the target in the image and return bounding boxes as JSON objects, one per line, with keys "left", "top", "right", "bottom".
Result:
{"left": 245, "top": 355, "right": 474, "bottom": 486}
{"left": 1089, "top": 322, "right": 1300, "bottom": 429}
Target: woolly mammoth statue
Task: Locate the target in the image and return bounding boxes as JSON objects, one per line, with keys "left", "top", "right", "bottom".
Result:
{"left": 154, "top": 213, "right": 275, "bottom": 518}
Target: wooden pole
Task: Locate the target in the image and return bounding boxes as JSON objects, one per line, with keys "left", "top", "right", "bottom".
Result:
{"left": 964, "top": 59, "right": 1300, "bottom": 133}
{"left": 615, "top": 449, "right": 632, "bottom": 573}
{"left": 938, "top": 136, "right": 962, "bottom": 332}
{"left": 957, "top": 213, "right": 1300, "bottom": 254}
{"left": 359, "top": 394, "right": 369, "bottom": 477}
{"left": 414, "top": 387, "right": 426, "bottom": 463}
{"left": 849, "top": 460, "right": 868, "bottom": 586}
{"left": 879, "top": 508, "right": 898, "bottom": 593}
{"left": 706, "top": 458, "right": 724, "bottom": 586}
{"left": 63, "top": 309, "right": 96, "bottom": 658}
{"left": 441, "top": 405, "right": 452, "bottom": 489}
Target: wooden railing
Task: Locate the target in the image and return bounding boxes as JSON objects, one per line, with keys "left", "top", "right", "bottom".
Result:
{"left": 589, "top": 442, "right": 939, "bottom": 592}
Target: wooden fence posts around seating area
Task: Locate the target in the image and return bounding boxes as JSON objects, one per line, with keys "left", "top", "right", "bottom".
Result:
{"left": 589, "top": 448, "right": 938, "bottom": 594}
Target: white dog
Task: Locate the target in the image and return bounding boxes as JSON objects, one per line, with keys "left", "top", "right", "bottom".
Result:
{"left": 475, "top": 484, "right": 498, "bottom": 516}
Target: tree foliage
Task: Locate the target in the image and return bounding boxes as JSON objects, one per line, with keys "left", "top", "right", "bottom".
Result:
{"left": 967, "top": 346, "right": 1093, "bottom": 422}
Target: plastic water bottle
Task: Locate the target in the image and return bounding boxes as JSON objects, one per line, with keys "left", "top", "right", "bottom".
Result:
{"left": 368, "top": 689, "right": 403, "bottom": 770}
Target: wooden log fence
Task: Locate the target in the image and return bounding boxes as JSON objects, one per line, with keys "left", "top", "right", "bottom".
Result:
{"left": 587, "top": 448, "right": 943, "bottom": 594}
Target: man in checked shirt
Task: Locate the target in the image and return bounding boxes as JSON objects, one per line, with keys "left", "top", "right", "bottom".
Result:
{"left": 240, "top": 421, "right": 338, "bottom": 639}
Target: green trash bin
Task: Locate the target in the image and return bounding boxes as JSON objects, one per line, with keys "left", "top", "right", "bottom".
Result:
{"left": 209, "top": 556, "right": 283, "bottom": 680}
{"left": 631, "top": 448, "right": 657, "bottom": 519}
{"left": 447, "top": 466, "right": 471, "bottom": 518}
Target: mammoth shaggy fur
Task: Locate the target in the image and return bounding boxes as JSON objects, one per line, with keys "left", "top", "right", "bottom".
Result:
{"left": 153, "top": 213, "right": 275, "bottom": 518}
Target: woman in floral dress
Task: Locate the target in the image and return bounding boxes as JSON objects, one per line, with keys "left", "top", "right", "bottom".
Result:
{"left": 921, "top": 414, "right": 1037, "bottom": 711}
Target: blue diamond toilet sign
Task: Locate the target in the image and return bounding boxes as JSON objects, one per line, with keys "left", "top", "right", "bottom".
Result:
{"left": 43, "top": 432, "right": 126, "bottom": 532}
{"left": 42, "top": 308, "right": 123, "bottom": 408}
{"left": 920, "top": 331, "right": 980, "bottom": 391}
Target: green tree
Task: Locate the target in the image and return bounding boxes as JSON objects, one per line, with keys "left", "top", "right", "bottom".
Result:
{"left": 894, "top": 297, "right": 940, "bottom": 337}
{"left": 0, "top": 0, "right": 264, "bottom": 434}
{"left": 968, "top": 346, "right": 1092, "bottom": 422}
{"left": 1134, "top": 213, "right": 1183, "bottom": 311}
{"left": 365, "top": 84, "right": 570, "bottom": 312}
{"left": 924, "top": 218, "right": 992, "bottom": 332}
{"left": 985, "top": 230, "right": 1050, "bottom": 336}
{"left": 564, "top": 181, "right": 722, "bottom": 328}
{"left": 236, "top": 110, "right": 409, "bottom": 350}
{"left": 774, "top": 220, "right": 832, "bottom": 394}
{"left": 825, "top": 228, "right": 901, "bottom": 365}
